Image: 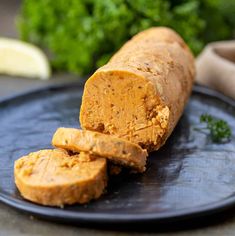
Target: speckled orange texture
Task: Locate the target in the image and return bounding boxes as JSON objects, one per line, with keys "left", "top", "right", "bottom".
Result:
{"left": 80, "top": 27, "right": 195, "bottom": 151}
{"left": 14, "top": 149, "right": 107, "bottom": 206}
{"left": 52, "top": 128, "right": 147, "bottom": 172}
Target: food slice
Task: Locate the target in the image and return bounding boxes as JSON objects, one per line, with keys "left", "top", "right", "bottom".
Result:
{"left": 0, "top": 37, "right": 50, "bottom": 79}
{"left": 52, "top": 128, "right": 147, "bottom": 172}
{"left": 14, "top": 149, "right": 107, "bottom": 206}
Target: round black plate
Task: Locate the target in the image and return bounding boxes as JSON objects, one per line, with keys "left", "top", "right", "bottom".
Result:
{"left": 0, "top": 82, "right": 235, "bottom": 225}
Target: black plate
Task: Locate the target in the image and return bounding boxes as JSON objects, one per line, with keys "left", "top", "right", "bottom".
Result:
{"left": 0, "top": 82, "right": 235, "bottom": 225}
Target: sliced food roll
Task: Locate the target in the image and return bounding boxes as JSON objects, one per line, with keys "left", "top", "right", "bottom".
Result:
{"left": 14, "top": 149, "right": 107, "bottom": 206}
{"left": 52, "top": 128, "right": 147, "bottom": 173}
{"left": 80, "top": 27, "right": 195, "bottom": 152}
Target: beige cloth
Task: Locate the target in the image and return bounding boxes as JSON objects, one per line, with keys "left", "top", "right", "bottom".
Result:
{"left": 196, "top": 41, "right": 235, "bottom": 100}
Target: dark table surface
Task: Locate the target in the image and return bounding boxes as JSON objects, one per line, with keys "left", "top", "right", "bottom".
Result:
{"left": 1, "top": 0, "right": 235, "bottom": 235}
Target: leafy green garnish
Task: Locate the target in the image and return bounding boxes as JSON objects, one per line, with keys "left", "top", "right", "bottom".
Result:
{"left": 17, "top": 0, "right": 235, "bottom": 75}
{"left": 196, "top": 114, "right": 232, "bottom": 143}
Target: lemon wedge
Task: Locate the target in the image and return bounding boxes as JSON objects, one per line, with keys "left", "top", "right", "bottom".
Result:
{"left": 0, "top": 38, "right": 51, "bottom": 80}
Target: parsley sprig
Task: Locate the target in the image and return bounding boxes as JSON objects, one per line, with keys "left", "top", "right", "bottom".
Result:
{"left": 195, "top": 114, "right": 232, "bottom": 143}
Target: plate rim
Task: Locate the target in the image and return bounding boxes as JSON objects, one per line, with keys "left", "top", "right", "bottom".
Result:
{"left": 1, "top": 191, "right": 235, "bottom": 224}
{"left": 1, "top": 82, "right": 235, "bottom": 224}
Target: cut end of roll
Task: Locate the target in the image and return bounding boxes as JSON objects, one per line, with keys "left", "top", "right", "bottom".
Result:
{"left": 80, "top": 70, "right": 169, "bottom": 151}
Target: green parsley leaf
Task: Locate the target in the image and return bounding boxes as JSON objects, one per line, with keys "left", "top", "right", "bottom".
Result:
{"left": 17, "top": 0, "right": 235, "bottom": 75}
{"left": 197, "top": 114, "right": 232, "bottom": 143}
